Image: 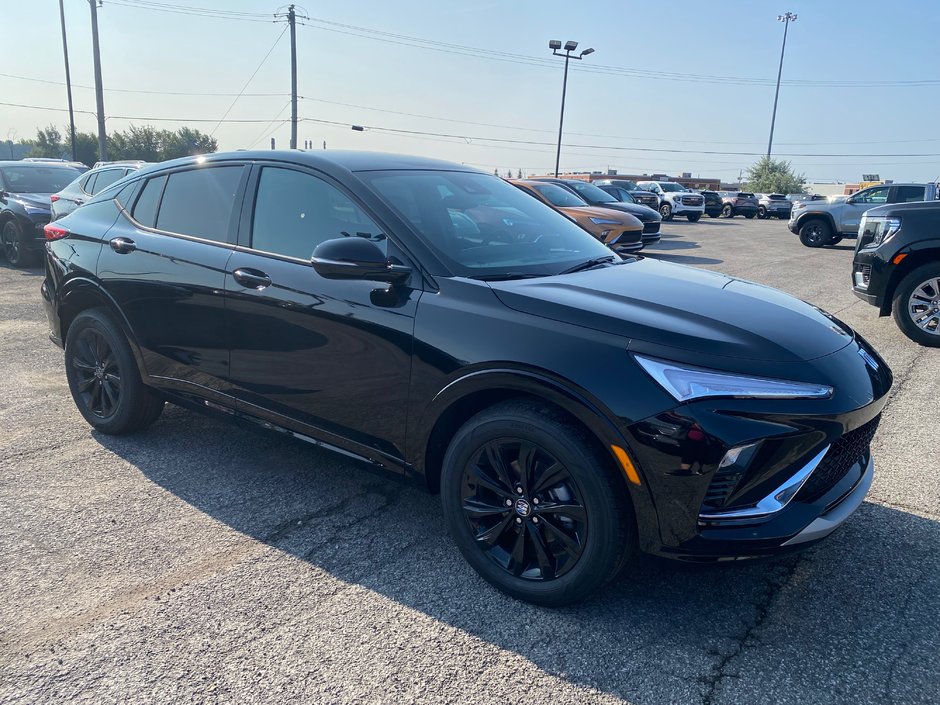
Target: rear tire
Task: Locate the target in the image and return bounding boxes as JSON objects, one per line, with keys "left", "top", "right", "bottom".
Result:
{"left": 659, "top": 203, "right": 673, "bottom": 221}
{"left": 744, "top": 212, "right": 755, "bottom": 219}
{"left": 721, "top": 204, "right": 733, "bottom": 218}
{"left": 441, "top": 400, "right": 635, "bottom": 606}
{"left": 64, "top": 309, "right": 165, "bottom": 434}
{"left": 891, "top": 265, "right": 940, "bottom": 347}
{"left": 2, "top": 220, "right": 37, "bottom": 268}
{"left": 799, "top": 219, "right": 831, "bottom": 248}
{"left": 757, "top": 206, "right": 768, "bottom": 219}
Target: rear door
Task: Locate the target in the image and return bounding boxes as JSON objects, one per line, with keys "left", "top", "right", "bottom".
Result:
{"left": 890, "top": 185, "right": 926, "bottom": 204}
{"left": 224, "top": 163, "right": 420, "bottom": 464}
{"left": 96, "top": 163, "right": 248, "bottom": 404}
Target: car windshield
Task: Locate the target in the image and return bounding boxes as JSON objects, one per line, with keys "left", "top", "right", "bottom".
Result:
{"left": 363, "top": 170, "right": 615, "bottom": 279}
{"left": 530, "top": 183, "right": 587, "bottom": 208}
{"left": 566, "top": 181, "right": 619, "bottom": 203}
{"left": 659, "top": 183, "right": 686, "bottom": 192}
{"left": 0, "top": 166, "right": 81, "bottom": 194}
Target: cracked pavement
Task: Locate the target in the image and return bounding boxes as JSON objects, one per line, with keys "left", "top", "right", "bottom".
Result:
{"left": 1, "top": 218, "right": 939, "bottom": 704}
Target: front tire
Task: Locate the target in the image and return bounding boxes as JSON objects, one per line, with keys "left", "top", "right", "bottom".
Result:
{"left": 659, "top": 203, "right": 673, "bottom": 221}
{"left": 686, "top": 213, "right": 701, "bottom": 222}
{"left": 892, "top": 265, "right": 940, "bottom": 347}
{"left": 64, "top": 309, "right": 165, "bottom": 434}
{"left": 799, "top": 219, "right": 831, "bottom": 248}
{"left": 441, "top": 400, "right": 634, "bottom": 606}
{"left": 721, "top": 204, "right": 733, "bottom": 218}
{"left": 2, "top": 220, "right": 37, "bottom": 268}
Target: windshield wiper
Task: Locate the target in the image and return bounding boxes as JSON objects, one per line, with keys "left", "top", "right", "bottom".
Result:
{"left": 558, "top": 255, "right": 619, "bottom": 275}
{"left": 473, "top": 272, "right": 546, "bottom": 281}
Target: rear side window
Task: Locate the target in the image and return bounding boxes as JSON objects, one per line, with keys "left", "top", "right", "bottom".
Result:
{"left": 132, "top": 175, "right": 167, "bottom": 228}
{"left": 894, "top": 185, "right": 925, "bottom": 203}
{"left": 251, "top": 167, "right": 385, "bottom": 259}
{"left": 155, "top": 166, "right": 243, "bottom": 242}
{"left": 90, "top": 169, "right": 124, "bottom": 195}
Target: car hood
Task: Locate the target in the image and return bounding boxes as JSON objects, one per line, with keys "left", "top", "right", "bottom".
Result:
{"left": 488, "top": 258, "right": 854, "bottom": 363}
{"left": 560, "top": 205, "right": 643, "bottom": 227}
{"left": 592, "top": 201, "right": 661, "bottom": 221}
{"left": 8, "top": 193, "right": 52, "bottom": 211}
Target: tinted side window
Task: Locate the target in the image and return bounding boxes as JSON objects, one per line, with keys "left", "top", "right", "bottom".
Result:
{"left": 90, "top": 169, "right": 124, "bottom": 195}
{"left": 132, "top": 175, "right": 167, "bottom": 228}
{"left": 251, "top": 167, "right": 386, "bottom": 259}
{"left": 114, "top": 181, "right": 137, "bottom": 209}
{"left": 855, "top": 187, "right": 889, "bottom": 204}
{"left": 894, "top": 185, "right": 925, "bottom": 203}
{"left": 82, "top": 172, "right": 98, "bottom": 195}
{"left": 155, "top": 167, "right": 243, "bottom": 242}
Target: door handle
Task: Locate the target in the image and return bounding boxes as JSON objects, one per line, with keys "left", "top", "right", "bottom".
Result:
{"left": 232, "top": 268, "right": 272, "bottom": 290}
{"left": 109, "top": 237, "right": 136, "bottom": 254}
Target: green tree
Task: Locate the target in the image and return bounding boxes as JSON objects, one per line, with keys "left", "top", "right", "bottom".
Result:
{"left": 744, "top": 156, "right": 805, "bottom": 194}
{"left": 68, "top": 131, "right": 100, "bottom": 167}
{"left": 28, "top": 125, "right": 65, "bottom": 158}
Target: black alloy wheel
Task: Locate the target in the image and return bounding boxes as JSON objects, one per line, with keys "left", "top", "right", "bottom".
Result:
{"left": 721, "top": 204, "right": 733, "bottom": 218}
{"left": 64, "top": 309, "right": 165, "bottom": 434}
{"left": 71, "top": 327, "right": 123, "bottom": 418}
{"left": 441, "top": 400, "right": 634, "bottom": 606}
{"left": 799, "top": 219, "right": 831, "bottom": 248}
{"left": 2, "top": 220, "right": 34, "bottom": 268}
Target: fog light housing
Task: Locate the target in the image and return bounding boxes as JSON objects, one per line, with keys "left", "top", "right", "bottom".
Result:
{"left": 719, "top": 442, "right": 759, "bottom": 469}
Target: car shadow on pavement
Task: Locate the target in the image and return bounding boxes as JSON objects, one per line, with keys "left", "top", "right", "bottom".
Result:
{"left": 643, "top": 238, "right": 724, "bottom": 266}
{"left": 91, "top": 405, "right": 940, "bottom": 705}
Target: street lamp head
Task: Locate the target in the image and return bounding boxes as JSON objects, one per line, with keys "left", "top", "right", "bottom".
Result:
{"left": 549, "top": 39, "right": 562, "bottom": 50}
{"left": 580, "top": 47, "right": 595, "bottom": 57}
{"left": 564, "top": 40, "right": 578, "bottom": 51}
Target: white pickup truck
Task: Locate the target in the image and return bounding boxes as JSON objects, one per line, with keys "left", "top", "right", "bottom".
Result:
{"left": 789, "top": 182, "right": 939, "bottom": 247}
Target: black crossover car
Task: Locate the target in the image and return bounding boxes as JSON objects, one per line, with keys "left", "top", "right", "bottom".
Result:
{"left": 700, "top": 190, "right": 724, "bottom": 218}
{"left": 533, "top": 177, "right": 662, "bottom": 246}
{"left": 0, "top": 161, "right": 81, "bottom": 267}
{"left": 853, "top": 200, "right": 940, "bottom": 346}
{"left": 43, "top": 151, "right": 892, "bottom": 605}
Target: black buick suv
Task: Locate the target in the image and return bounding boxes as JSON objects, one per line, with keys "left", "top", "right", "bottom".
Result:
{"left": 43, "top": 151, "right": 892, "bottom": 605}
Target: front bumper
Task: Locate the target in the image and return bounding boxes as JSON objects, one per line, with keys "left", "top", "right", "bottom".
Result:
{"left": 851, "top": 246, "right": 891, "bottom": 311}
{"left": 625, "top": 337, "right": 892, "bottom": 561}
{"left": 670, "top": 202, "right": 705, "bottom": 216}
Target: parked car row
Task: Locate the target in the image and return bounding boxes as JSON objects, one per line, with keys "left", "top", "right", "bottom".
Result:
{"left": 0, "top": 160, "right": 147, "bottom": 267}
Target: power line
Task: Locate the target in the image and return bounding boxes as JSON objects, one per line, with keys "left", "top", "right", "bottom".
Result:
{"left": 0, "top": 72, "right": 287, "bottom": 98}
{"left": 209, "top": 25, "right": 289, "bottom": 137}
{"left": 105, "top": 0, "right": 275, "bottom": 23}
{"left": 0, "top": 100, "right": 291, "bottom": 123}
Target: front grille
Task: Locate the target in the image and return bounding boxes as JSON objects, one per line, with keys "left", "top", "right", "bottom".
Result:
{"left": 796, "top": 416, "right": 881, "bottom": 502}
{"left": 643, "top": 221, "right": 661, "bottom": 234}
{"left": 681, "top": 196, "right": 704, "bottom": 206}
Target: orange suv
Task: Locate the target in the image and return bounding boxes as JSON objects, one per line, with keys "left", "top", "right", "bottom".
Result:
{"left": 510, "top": 179, "right": 644, "bottom": 252}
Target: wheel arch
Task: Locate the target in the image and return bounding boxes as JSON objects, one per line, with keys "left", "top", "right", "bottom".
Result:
{"left": 882, "top": 243, "right": 940, "bottom": 315}
{"left": 415, "top": 368, "right": 659, "bottom": 547}
{"left": 795, "top": 210, "right": 838, "bottom": 234}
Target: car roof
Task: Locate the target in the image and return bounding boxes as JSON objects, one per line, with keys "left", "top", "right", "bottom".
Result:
{"left": 143, "top": 150, "right": 486, "bottom": 176}
{"left": 0, "top": 160, "right": 81, "bottom": 169}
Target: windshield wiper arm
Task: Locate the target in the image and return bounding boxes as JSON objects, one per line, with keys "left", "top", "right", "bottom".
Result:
{"left": 473, "top": 272, "right": 546, "bottom": 281}
{"left": 558, "top": 255, "right": 619, "bottom": 275}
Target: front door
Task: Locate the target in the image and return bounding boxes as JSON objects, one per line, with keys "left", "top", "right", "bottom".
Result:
{"left": 224, "top": 164, "right": 419, "bottom": 465}
{"left": 842, "top": 185, "right": 889, "bottom": 233}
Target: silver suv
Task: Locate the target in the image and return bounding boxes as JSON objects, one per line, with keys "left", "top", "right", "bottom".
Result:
{"left": 788, "top": 183, "right": 938, "bottom": 248}
{"left": 636, "top": 181, "right": 705, "bottom": 222}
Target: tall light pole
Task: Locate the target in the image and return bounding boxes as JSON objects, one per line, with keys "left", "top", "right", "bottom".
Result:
{"left": 767, "top": 12, "right": 796, "bottom": 158}
{"left": 58, "top": 0, "right": 77, "bottom": 162}
{"left": 88, "top": 0, "right": 108, "bottom": 161}
{"left": 549, "top": 40, "right": 594, "bottom": 177}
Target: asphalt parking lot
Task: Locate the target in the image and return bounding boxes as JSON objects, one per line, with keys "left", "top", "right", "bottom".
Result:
{"left": 1, "top": 217, "right": 938, "bottom": 705}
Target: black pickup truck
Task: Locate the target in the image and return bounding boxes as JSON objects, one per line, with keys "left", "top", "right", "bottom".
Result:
{"left": 852, "top": 200, "right": 940, "bottom": 346}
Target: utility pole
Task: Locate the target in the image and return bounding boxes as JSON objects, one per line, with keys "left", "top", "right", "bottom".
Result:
{"left": 58, "top": 0, "right": 77, "bottom": 161}
{"left": 549, "top": 40, "right": 594, "bottom": 177}
{"left": 288, "top": 4, "right": 298, "bottom": 150}
{"left": 767, "top": 12, "right": 797, "bottom": 158}
{"left": 88, "top": 0, "right": 108, "bottom": 161}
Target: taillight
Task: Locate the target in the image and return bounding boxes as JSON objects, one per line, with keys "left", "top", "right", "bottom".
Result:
{"left": 50, "top": 195, "right": 60, "bottom": 203}
{"left": 44, "top": 223, "right": 70, "bottom": 240}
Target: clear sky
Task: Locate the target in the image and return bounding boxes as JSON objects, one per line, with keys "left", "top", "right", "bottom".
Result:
{"left": 3, "top": 0, "right": 939, "bottom": 183}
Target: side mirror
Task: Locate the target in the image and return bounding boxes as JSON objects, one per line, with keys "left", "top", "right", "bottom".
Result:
{"left": 311, "top": 236, "right": 411, "bottom": 284}
{"left": 845, "top": 196, "right": 856, "bottom": 204}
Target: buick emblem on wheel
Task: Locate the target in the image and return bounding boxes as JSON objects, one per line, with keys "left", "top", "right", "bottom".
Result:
{"left": 514, "top": 498, "right": 532, "bottom": 517}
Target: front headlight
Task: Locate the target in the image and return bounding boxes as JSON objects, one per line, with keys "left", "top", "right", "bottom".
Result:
{"left": 860, "top": 216, "right": 901, "bottom": 248}
{"left": 635, "top": 355, "right": 833, "bottom": 402}
{"left": 590, "top": 217, "right": 622, "bottom": 225}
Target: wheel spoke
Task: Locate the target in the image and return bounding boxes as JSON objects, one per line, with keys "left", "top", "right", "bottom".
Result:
{"left": 462, "top": 498, "right": 510, "bottom": 518}
{"left": 540, "top": 516, "right": 582, "bottom": 559}
{"left": 475, "top": 513, "right": 514, "bottom": 547}
{"left": 531, "top": 461, "right": 568, "bottom": 495}
{"left": 528, "top": 523, "right": 555, "bottom": 580}
{"left": 511, "top": 442, "right": 537, "bottom": 493}
{"left": 76, "top": 376, "right": 96, "bottom": 392}
{"left": 72, "top": 358, "right": 96, "bottom": 372}
{"left": 89, "top": 381, "right": 103, "bottom": 414}
{"left": 484, "top": 443, "right": 515, "bottom": 492}
{"left": 468, "top": 463, "right": 511, "bottom": 497}
{"left": 536, "top": 501, "right": 586, "bottom": 522}
{"left": 509, "top": 525, "right": 527, "bottom": 576}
